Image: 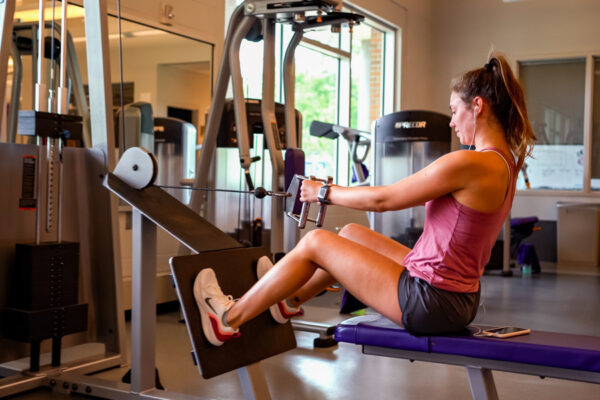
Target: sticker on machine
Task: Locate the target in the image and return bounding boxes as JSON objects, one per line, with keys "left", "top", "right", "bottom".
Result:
{"left": 19, "top": 155, "right": 36, "bottom": 210}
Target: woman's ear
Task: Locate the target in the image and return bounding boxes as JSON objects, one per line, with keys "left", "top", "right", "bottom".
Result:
{"left": 472, "top": 97, "right": 484, "bottom": 114}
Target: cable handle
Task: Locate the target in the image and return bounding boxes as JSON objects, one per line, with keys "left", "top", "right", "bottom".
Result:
{"left": 286, "top": 174, "right": 333, "bottom": 228}
{"left": 314, "top": 175, "right": 333, "bottom": 227}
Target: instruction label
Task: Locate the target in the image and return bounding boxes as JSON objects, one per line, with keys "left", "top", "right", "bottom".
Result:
{"left": 19, "top": 155, "right": 36, "bottom": 210}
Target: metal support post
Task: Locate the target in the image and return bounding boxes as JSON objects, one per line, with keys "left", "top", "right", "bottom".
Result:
{"left": 261, "top": 20, "right": 285, "bottom": 255}
{"left": 0, "top": 0, "right": 16, "bottom": 131}
{"left": 237, "top": 362, "right": 272, "bottom": 400}
{"left": 8, "top": 38, "right": 22, "bottom": 143}
{"left": 35, "top": 0, "right": 48, "bottom": 112}
{"left": 131, "top": 210, "right": 157, "bottom": 393}
{"left": 283, "top": 30, "right": 303, "bottom": 149}
{"left": 66, "top": 32, "right": 92, "bottom": 147}
{"left": 466, "top": 366, "right": 499, "bottom": 400}
{"left": 228, "top": 15, "right": 259, "bottom": 182}
{"left": 83, "top": 0, "right": 118, "bottom": 162}
{"left": 502, "top": 216, "right": 511, "bottom": 276}
{"left": 57, "top": 0, "right": 69, "bottom": 115}
{"left": 189, "top": 4, "right": 245, "bottom": 219}
{"left": 83, "top": 0, "right": 127, "bottom": 360}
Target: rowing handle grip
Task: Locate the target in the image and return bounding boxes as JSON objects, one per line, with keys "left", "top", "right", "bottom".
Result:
{"left": 298, "top": 200, "right": 310, "bottom": 229}
{"left": 294, "top": 175, "right": 330, "bottom": 228}
{"left": 315, "top": 201, "right": 326, "bottom": 227}
{"left": 314, "top": 176, "right": 333, "bottom": 227}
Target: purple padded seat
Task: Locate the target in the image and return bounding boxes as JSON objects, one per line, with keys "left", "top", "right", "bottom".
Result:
{"left": 335, "top": 315, "right": 428, "bottom": 352}
{"left": 284, "top": 148, "right": 305, "bottom": 190}
{"left": 335, "top": 315, "right": 600, "bottom": 373}
{"left": 510, "top": 216, "right": 538, "bottom": 227}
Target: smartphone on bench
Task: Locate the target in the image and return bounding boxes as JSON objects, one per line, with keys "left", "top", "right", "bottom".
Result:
{"left": 482, "top": 326, "right": 531, "bottom": 339}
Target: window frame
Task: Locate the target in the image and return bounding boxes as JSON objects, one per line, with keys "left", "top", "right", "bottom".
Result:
{"left": 291, "top": 9, "right": 397, "bottom": 185}
{"left": 515, "top": 53, "right": 597, "bottom": 197}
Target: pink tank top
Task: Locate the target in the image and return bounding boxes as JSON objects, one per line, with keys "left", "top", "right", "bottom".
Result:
{"left": 402, "top": 147, "right": 517, "bottom": 293}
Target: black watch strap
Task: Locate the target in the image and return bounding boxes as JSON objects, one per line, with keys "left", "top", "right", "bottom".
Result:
{"left": 318, "top": 184, "right": 332, "bottom": 205}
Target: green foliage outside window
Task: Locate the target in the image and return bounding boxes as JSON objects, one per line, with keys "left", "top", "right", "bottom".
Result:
{"left": 295, "top": 71, "right": 338, "bottom": 177}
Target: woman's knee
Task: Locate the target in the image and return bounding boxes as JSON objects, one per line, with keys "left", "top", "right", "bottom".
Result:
{"left": 338, "top": 223, "right": 367, "bottom": 239}
{"left": 297, "top": 229, "right": 336, "bottom": 255}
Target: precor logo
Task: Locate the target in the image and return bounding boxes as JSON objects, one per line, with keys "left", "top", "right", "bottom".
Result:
{"left": 395, "top": 121, "right": 427, "bottom": 129}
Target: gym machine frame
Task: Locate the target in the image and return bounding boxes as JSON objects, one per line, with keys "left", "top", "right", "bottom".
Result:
{"left": 0, "top": 0, "right": 125, "bottom": 398}
{"left": 190, "top": 0, "right": 362, "bottom": 255}
{"left": 6, "top": 21, "right": 91, "bottom": 146}
{"left": 188, "top": 0, "right": 362, "bottom": 348}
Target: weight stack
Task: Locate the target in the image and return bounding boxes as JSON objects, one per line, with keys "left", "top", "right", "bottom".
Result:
{"left": 1, "top": 242, "right": 88, "bottom": 371}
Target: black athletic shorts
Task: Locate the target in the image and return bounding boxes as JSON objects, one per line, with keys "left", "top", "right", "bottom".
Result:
{"left": 397, "top": 269, "right": 480, "bottom": 336}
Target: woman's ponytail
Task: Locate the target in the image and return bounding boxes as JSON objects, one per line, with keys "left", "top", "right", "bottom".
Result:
{"left": 452, "top": 52, "right": 536, "bottom": 168}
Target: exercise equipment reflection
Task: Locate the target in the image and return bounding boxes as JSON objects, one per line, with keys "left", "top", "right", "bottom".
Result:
{"left": 310, "top": 120, "right": 371, "bottom": 184}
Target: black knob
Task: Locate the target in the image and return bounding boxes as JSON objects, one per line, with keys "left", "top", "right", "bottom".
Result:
{"left": 254, "top": 187, "right": 267, "bottom": 199}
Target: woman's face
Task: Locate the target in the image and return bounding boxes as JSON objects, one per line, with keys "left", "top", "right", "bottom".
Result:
{"left": 449, "top": 91, "right": 475, "bottom": 146}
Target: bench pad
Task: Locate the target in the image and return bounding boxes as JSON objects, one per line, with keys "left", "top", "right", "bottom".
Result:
{"left": 335, "top": 315, "right": 600, "bottom": 373}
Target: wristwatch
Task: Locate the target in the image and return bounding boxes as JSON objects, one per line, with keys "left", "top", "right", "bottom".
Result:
{"left": 318, "top": 184, "right": 332, "bottom": 205}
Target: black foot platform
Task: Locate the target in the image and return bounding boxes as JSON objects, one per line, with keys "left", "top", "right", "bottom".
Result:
{"left": 171, "top": 248, "right": 297, "bottom": 378}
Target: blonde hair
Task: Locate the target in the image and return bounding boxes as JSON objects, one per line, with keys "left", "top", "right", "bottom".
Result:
{"left": 451, "top": 52, "right": 536, "bottom": 168}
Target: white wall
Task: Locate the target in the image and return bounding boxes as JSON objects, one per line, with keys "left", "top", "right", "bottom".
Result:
{"left": 70, "top": 0, "right": 224, "bottom": 91}
{"left": 430, "top": 0, "right": 600, "bottom": 220}
{"left": 115, "top": 0, "right": 226, "bottom": 88}
{"left": 156, "top": 64, "right": 211, "bottom": 125}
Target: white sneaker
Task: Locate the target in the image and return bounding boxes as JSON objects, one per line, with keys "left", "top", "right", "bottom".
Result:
{"left": 193, "top": 268, "right": 241, "bottom": 346}
{"left": 256, "top": 256, "right": 304, "bottom": 324}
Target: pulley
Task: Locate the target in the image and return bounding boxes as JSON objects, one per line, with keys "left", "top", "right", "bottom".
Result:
{"left": 112, "top": 147, "right": 289, "bottom": 198}
{"left": 113, "top": 147, "right": 158, "bottom": 189}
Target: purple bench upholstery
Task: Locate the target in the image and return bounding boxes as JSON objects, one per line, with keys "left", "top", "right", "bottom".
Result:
{"left": 335, "top": 315, "right": 600, "bottom": 373}
{"left": 510, "top": 216, "right": 538, "bottom": 228}
{"left": 335, "top": 315, "right": 429, "bottom": 352}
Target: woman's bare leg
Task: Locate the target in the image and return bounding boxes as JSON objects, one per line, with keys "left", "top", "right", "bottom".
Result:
{"left": 226, "top": 228, "right": 407, "bottom": 330}
{"left": 286, "top": 223, "right": 412, "bottom": 306}
{"left": 339, "top": 223, "right": 412, "bottom": 260}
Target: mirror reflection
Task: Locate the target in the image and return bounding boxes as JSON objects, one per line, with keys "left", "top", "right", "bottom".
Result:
{"left": 5, "top": 1, "right": 213, "bottom": 157}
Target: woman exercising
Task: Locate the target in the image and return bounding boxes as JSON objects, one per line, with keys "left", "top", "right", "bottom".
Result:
{"left": 194, "top": 51, "right": 536, "bottom": 346}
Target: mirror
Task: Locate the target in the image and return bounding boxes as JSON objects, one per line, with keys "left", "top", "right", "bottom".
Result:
{"left": 4, "top": 1, "right": 213, "bottom": 150}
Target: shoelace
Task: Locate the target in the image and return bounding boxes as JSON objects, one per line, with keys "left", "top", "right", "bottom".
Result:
{"left": 206, "top": 284, "right": 234, "bottom": 302}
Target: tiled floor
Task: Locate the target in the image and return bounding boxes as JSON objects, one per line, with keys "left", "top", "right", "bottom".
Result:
{"left": 4, "top": 266, "right": 600, "bottom": 399}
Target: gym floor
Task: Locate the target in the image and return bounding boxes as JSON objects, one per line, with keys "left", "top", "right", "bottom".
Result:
{"left": 7, "top": 263, "right": 600, "bottom": 400}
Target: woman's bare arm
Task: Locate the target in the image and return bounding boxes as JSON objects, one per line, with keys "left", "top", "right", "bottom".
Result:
{"left": 300, "top": 150, "right": 480, "bottom": 212}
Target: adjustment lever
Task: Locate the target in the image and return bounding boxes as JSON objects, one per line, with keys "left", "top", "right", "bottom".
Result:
{"left": 242, "top": 155, "right": 262, "bottom": 190}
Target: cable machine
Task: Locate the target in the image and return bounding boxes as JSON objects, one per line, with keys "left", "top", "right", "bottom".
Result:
{"left": 189, "top": 0, "right": 363, "bottom": 257}
{"left": 0, "top": 0, "right": 125, "bottom": 397}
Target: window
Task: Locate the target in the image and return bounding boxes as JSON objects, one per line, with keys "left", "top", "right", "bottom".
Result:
{"left": 518, "top": 59, "right": 586, "bottom": 191}
{"left": 293, "top": 43, "right": 340, "bottom": 178}
{"left": 347, "top": 20, "right": 394, "bottom": 185}
{"left": 231, "top": 2, "right": 396, "bottom": 185}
